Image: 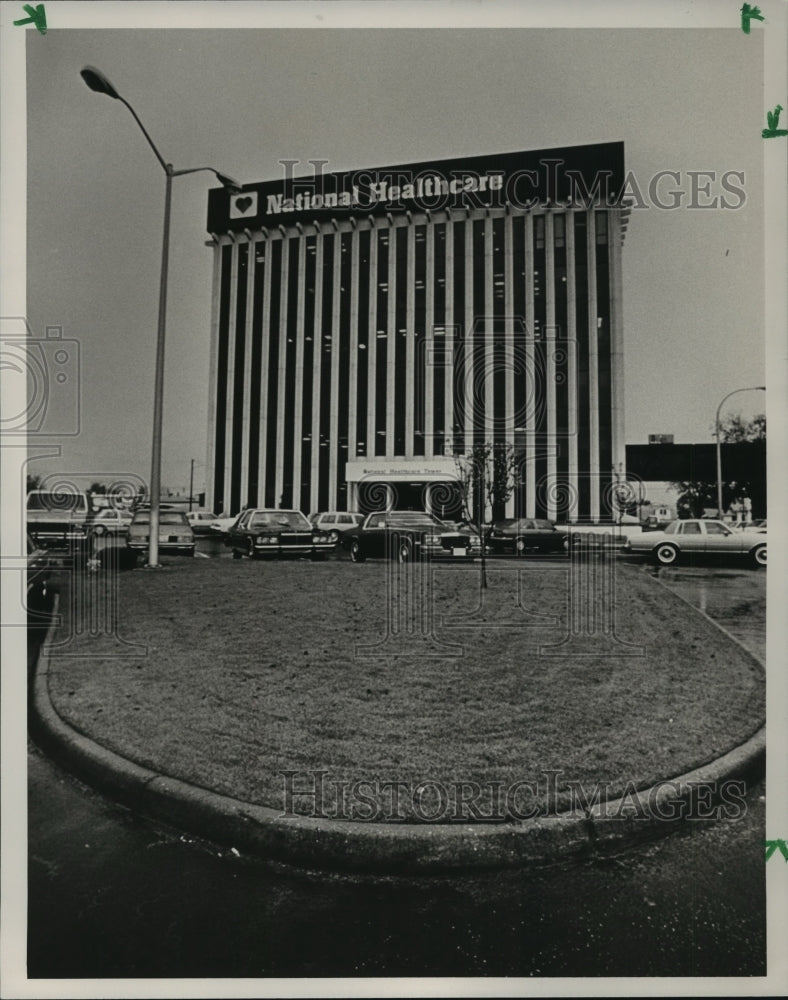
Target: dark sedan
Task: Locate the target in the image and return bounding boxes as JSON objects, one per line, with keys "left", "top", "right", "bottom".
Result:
{"left": 486, "top": 517, "right": 567, "bottom": 555}
{"left": 226, "top": 508, "right": 334, "bottom": 560}
{"left": 344, "top": 511, "right": 473, "bottom": 563}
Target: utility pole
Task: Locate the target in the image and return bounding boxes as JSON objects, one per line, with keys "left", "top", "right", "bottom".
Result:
{"left": 189, "top": 459, "right": 195, "bottom": 512}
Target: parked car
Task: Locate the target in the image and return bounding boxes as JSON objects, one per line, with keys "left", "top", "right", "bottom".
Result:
{"left": 126, "top": 510, "right": 195, "bottom": 557}
{"left": 486, "top": 517, "right": 567, "bottom": 555}
{"left": 27, "top": 532, "right": 51, "bottom": 620}
{"left": 87, "top": 507, "right": 133, "bottom": 537}
{"left": 27, "top": 488, "right": 93, "bottom": 550}
{"left": 208, "top": 512, "right": 244, "bottom": 535}
{"left": 623, "top": 518, "right": 766, "bottom": 568}
{"left": 226, "top": 509, "right": 334, "bottom": 560}
{"left": 734, "top": 518, "right": 766, "bottom": 533}
{"left": 186, "top": 510, "right": 219, "bottom": 535}
{"left": 343, "top": 510, "right": 473, "bottom": 563}
{"left": 308, "top": 511, "right": 365, "bottom": 543}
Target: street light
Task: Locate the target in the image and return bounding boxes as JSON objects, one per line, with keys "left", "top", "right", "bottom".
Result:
{"left": 715, "top": 385, "right": 766, "bottom": 519}
{"left": 81, "top": 66, "right": 241, "bottom": 566}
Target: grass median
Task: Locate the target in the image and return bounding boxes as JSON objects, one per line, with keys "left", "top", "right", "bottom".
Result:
{"left": 44, "top": 556, "right": 764, "bottom": 822}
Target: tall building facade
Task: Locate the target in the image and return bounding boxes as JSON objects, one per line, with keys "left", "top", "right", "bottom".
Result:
{"left": 205, "top": 142, "right": 628, "bottom": 522}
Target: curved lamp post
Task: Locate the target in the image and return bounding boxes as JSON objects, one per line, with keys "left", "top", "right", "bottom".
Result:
{"left": 81, "top": 66, "right": 241, "bottom": 566}
{"left": 715, "top": 385, "right": 765, "bottom": 519}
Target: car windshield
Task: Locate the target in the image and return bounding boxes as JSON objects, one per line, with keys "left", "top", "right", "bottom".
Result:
{"left": 132, "top": 512, "right": 187, "bottom": 525}
{"left": 249, "top": 511, "right": 309, "bottom": 530}
{"left": 27, "top": 492, "right": 88, "bottom": 513}
{"left": 533, "top": 519, "right": 554, "bottom": 530}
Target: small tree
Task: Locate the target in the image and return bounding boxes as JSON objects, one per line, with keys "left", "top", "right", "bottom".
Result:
{"left": 454, "top": 443, "right": 522, "bottom": 590}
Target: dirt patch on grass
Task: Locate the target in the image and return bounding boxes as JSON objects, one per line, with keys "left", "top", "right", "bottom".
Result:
{"left": 45, "top": 558, "right": 764, "bottom": 821}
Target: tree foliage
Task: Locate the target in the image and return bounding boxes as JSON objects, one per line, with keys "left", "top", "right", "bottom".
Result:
{"left": 714, "top": 412, "right": 766, "bottom": 443}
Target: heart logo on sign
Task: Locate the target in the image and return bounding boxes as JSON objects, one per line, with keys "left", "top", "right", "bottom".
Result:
{"left": 234, "top": 196, "right": 254, "bottom": 214}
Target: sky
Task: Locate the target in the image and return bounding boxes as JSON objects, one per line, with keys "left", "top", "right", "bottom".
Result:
{"left": 24, "top": 19, "right": 768, "bottom": 496}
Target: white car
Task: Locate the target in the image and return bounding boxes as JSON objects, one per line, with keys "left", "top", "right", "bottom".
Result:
{"left": 208, "top": 513, "right": 243, "bottom": 535}
{"left": 186, "top": 510, "right": 218, "bottom": 535}
{"left": 88, "top": 507, "right": 133, "bottom": 537}
{"left": 623, "top": 518, "right": 766, "bottom": 568}
{"left": 308, "top": 511, "right": 364, "bottom": 543}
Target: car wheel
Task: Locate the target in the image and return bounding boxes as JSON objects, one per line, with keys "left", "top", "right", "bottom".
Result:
{"left": 232, "top": 548, "right": 243, "bottom": 560}
{"left": 350, "top": 540, "right": 366, "bottom": 563}
{"left": 515, "top": 537, "right": 526, "bottom": 556}
{"left": 397, "top": 540, "right": 413, "bottom": 563}
{"left": 247, "top": 539, "right": 256, "bottom": 560}
{"left": 751, "top": 544, "right": 766, "bottom": 568}
{"left": 654, "top": 543, "right": 679, "bottom": 566}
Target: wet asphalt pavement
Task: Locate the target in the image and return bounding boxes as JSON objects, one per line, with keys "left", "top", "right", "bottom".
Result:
{"left": 27, "top": 547, "right": 767, "bottom": 979}
{"left": 27, "top": 743, "right": 766, "bottom": 978}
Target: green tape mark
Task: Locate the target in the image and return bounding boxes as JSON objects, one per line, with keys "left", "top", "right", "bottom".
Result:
{"left": 13, "top": 3, "right": 47, "bottom": 34}
{"left": 764, "top": 839, "right": 788, "bottom": 861}
{"left": 741, "top": 3, "right": 765, "bottom": 33}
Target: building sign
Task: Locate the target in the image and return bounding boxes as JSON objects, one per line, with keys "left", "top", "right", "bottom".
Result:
{"left": 346, "top": 458, "right": 460, "bottom": 482}
{"left": 207, "top": 142, "right": 625, "bottom": 233}
{"left": 648, "top": 434, "right": 675, "bottom": 445}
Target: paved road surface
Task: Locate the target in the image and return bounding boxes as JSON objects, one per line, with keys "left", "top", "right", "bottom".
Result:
{"left": 28, "top": 743, "right": 765, "bottom": 979}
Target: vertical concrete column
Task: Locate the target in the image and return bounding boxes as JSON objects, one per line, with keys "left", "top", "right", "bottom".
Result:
{"left": 291, "top": 233, "right": 307, "bottom": 511}
{"left": 524, "top": 213, "right": 536, "bottom": 518}
{"left": 424, "top": 217, "right": 435, "bottom": 456}
{"left": 274, "top": 235, "right": 290, "bottom": 507}
{"left": 328, "top": 226, "right": 342, "bottom": 510}
{"left": 347, "top": 224, "right": 360, "bottom": 469}
{"left": 444, "top": 215, "right": 455, "bottom": 456}
{"left": 309, "top": 228, "right": 324, "bottom": 514}
{"left": 484, "top": 213, "right": 494, "bottom": 445}
{"left": 565, "top": 211, "right": 579, "bottom": 522}
{"left": 587, "top": 208, "right": 600, "bottom": 522}
{"left": 222, "top": 240, "right": 239, "bottom": 512}
{"left": 256, "top": 234, "right": 273, "bottom": 508}
{"left": 366, "top": 222, "right": 378, "bottom": 459}
{"left": 405, "top": 223, "right": 416, "bottom": 457}
{"left": 386, "top": 225, "right": 397, "bottom": 452}
{"left": 205, "top": 241, "right": 223, "bottom": 510}
{"left": 608, "top": 207, "right": 626, "bottom": 477}
{"left": 463, "top": 215, "right": 474, "bottom": 451}
{"left": 545, "top": 212, "right": 557, "bottom": 521}
{"left": 239, "top": 241, "right": 257, "bottom": 507}
{"left": 504, "top": 211, "right": 515, "bottom": 518}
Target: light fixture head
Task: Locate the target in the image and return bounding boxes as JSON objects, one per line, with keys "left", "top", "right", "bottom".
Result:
{"left": 215, "top": 171, "right": 242, "bottom": 195}
{"left": 80, "top": 66, "right": 120, "bottom": 99}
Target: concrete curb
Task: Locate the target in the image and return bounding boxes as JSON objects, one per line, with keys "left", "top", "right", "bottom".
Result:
{"left": 30, "top": 590, "right": 765, "bottom": 874}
